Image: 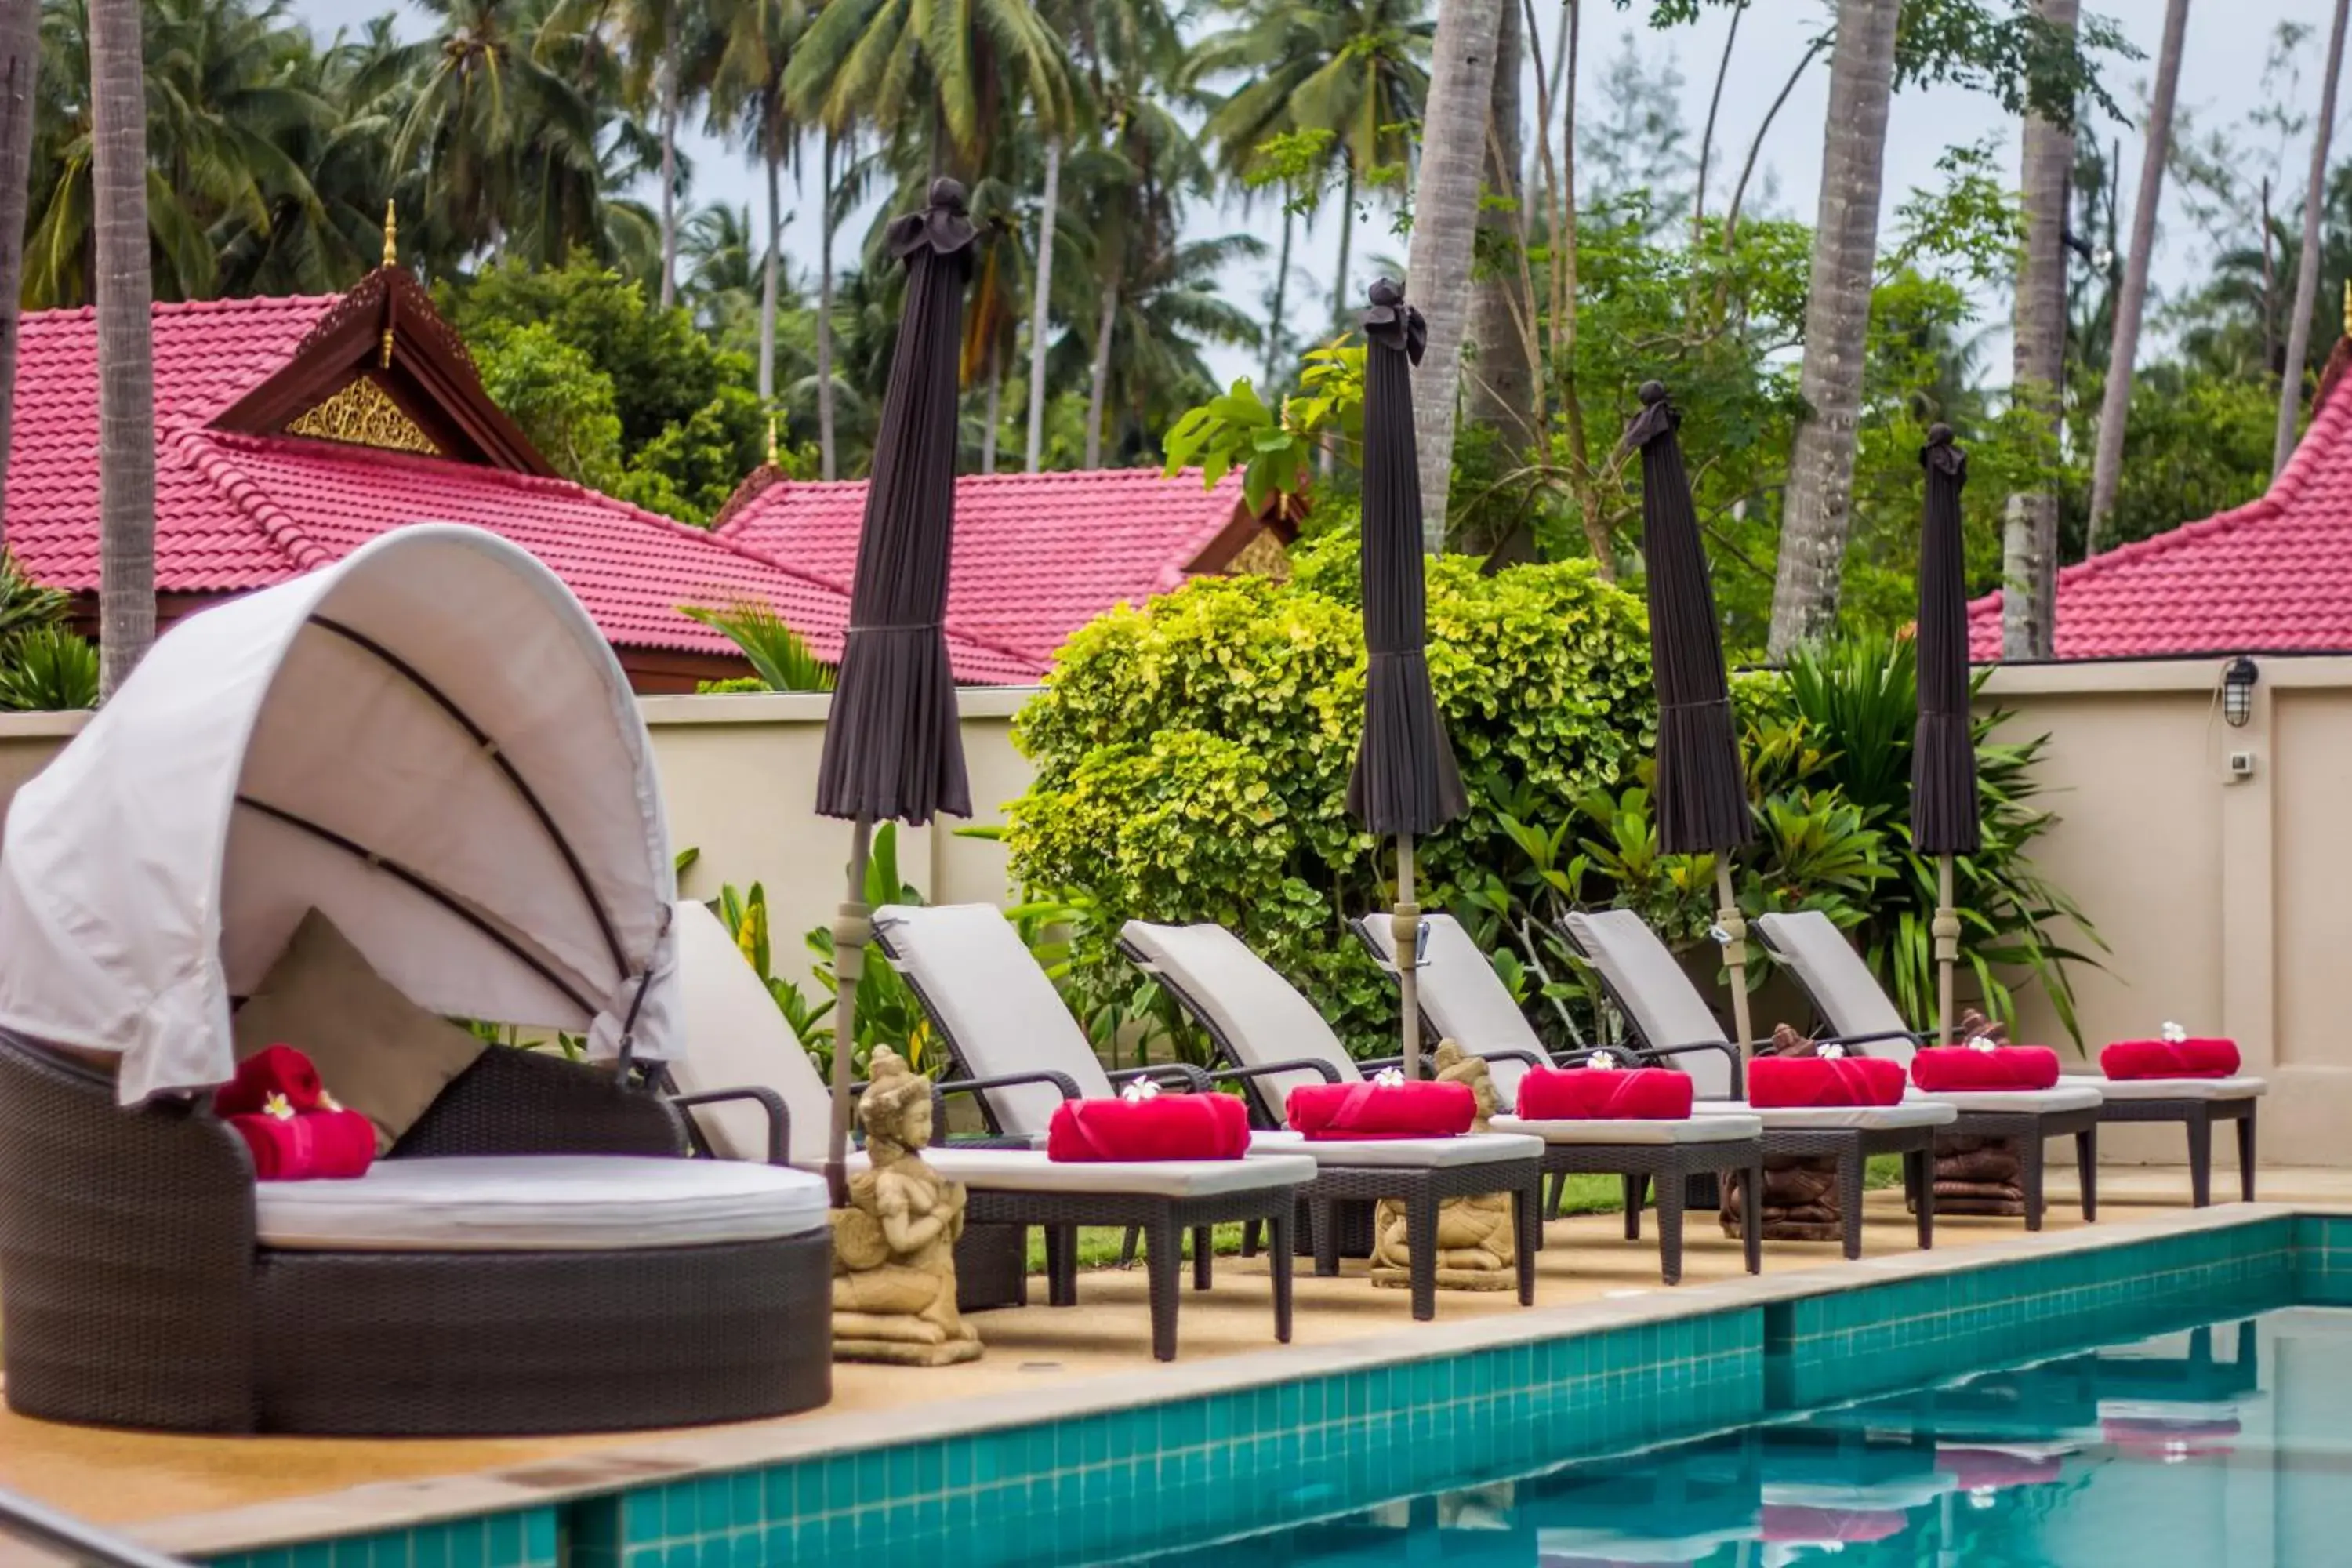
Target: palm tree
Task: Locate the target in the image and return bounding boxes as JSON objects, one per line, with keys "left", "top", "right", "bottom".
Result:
{"left": 1189, "top": 0, "right": 1430, "bottom": 331}
{"left": 606, "top": 0, "right": 721, "bottom": 308}
{"left": 1766, "top": 0, "right": 1904, "bottom": 659}
{"left": 0, "top": 0, "right": 40, "bottom": 548}
{"left": 87, "top": 0, "right": 155, "bottom": 695}
{"left": 707, "top": 0, "right": 804, "bottom": 402}
{"left": 2276, "top": 0, "right": 2350, "bottom": 469}
{"left": 2085, "top": 0, "right": 2190, "bottom": 554}
{"left": 1399, "top": 0, "right": 1502, "bottom": 552}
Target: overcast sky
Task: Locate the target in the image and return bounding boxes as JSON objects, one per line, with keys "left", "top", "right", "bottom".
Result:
{"left": 294, "top": 0, "right": 2333, "bottom": 387}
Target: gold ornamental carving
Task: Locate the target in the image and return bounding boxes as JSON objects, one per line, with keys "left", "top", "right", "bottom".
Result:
{"left": 285, "top": 378, "right": 441, "bottom": 457}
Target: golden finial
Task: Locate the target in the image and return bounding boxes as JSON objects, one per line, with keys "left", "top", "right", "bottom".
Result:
{"left": 2341, "top": 278, "right": 2350, "bottom": 338}
{"left": 383, "top": 200, "right": 397, "bottom": 270}
{"left": 766, "top": 412, "right": 779, "bottom": 466}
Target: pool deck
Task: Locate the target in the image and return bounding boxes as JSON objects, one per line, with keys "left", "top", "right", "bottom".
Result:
{"left": 5, "top": 1164, "right": 2349, "bottom": 1559}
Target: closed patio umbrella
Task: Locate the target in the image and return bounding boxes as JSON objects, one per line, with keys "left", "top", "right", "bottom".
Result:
{"left": 1621, "top": 382, "right": 1756, "bottom": 1059}
{"left": 814, "top": 177, "right": 976, "bottom": 1203}
{"left": 1349, "top": 278, "right": 1466, "bottom": 1079}
{"left": 1914, "top": 424, "right": 1980, "bottom": 1045}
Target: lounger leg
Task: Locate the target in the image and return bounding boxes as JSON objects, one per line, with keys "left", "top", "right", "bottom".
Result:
{"left": 1312, "top": 1198, "right": 1341, "bottom": 1278}
{"left": 1119, "top": 1226, "right": 1141, "bottom": 1269}
{"left": 2239, "top": 1106, "right": 2258, "bottom": 1202}
{"left": 1547, "top": 1171, "right": 1567, "bottom": 1221}
{"left": 1624, "top": 1174, "right": 1646, "bottom": 1241}
{"left": 1143, "top": 1214, "right": 1181, "bottom": 1362}
{"left": 1240, "top": 1219, "right": 1261, "bottom": 1258}
{"left": 1269, "top": 1205, "right": 1294, "bottom": 1344}
{"left": 1743, "top": 1156, "right": 1764, "bottom": 1272}
{"left": 1515, "top": 1178, "right": 1539, "bottom": 1305}
{"left": 1915, "top": 1143, "right": 1936, "bottom": 1250}
{"left": 2074, "top": 1125, "right": 2098, "bottom": 1221}
{"left": 2187, "top": 1112, "right": 2214, "bottom": 1207}
{"left": 2023, "top": 1134, "right": 2048, "bottom": 1232}
{"left": 1192, "top": 1225, "right": 1214, "bottom": 1290}
{"left": 1656, "top": 1163, "right": 1686, "bottom": 1287}
{"left": 1408, "top": 1188, "right": 1440, "bottom": 1321}
{"left": 1838, "top": 1150, "right": 1867, "bottom": 1261}
{"left": 1045, "top": 1226, "right": 1076, "bottom": 1307}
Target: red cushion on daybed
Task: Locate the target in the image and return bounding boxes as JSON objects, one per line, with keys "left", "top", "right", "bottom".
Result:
{"left": 1748, "top": 1055, "right": 1906, "bottom": 1109}
{"left": 1286, "top": 1080, "right": 1474, "bottom": 1140}
{"left": 1937, "top": 1446, "right": 2065, "bottom": 1490}
{"left": 1911, "top": 1045, "right": 2060, "bottom": 1092}
{"left": 1517, "top": 1065, "right": 1693, "bottom": 1120}
{"left": 2102, "top": 1038, "right": 2241, "bottom": 1079}
{"left": 228, "top": 1108, "right": 376, "bottom": 1180}
{"left": 1046, "top": 1094, "right": 1250, "bottom": 1161}
{"left": 1759, "top": 1506, "right": 1908, "bottom": 1544}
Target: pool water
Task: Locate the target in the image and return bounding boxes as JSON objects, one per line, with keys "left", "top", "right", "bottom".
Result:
{"left": 1136, "top": 1307, "right": 2352, "bottom": 1566}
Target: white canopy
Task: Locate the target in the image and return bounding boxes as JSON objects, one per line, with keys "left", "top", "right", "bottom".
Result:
{"left": 0, "top": 525, "right": 681, "bottom": 1105}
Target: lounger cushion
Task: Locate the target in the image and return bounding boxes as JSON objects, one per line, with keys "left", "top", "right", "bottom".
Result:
{"left": 1119, "top": 920, "right": 1360, "bottom": 1112}
{"left": 1493, "top": 1112, "right": 1763, "bottom": 1146}
{"left": 914, "top": 1147, "right": 1319, "bottom": 1198}
{"left": 1693, "top": 1100, "right": 1958, "bottom": 1131}
{"left": 255, "top": 1155, "right": 829, "bottom": 1250}
{"left": 672, "top": 898, "right": 834, "bottom": 1164}
{"left": 232, "top": 908, "right": 487, "bottom": 1155}
{"left": 1559, "top": 911, "right": 1739, "bottom": 1096}
{"left": 2092, "top": 1076, "right": 2267, "bottom": 1102}
{"left": 1751, "top": 910, "right": 1919, "bottom": 1062}
{"left": 1358, "top": 912, "right": 1550, "bottom": 1105}
{"left": 1907, "top": 1084, "right": 2105, "bottom": 1114}
{"left": 1248, "top": 1130, "right": 1544, "bottom": 1167}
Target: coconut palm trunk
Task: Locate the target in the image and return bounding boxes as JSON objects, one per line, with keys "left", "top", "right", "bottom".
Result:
{"left": 758, "top": 125, "right": 781, "bottom": 404}
{"left": 1264, "top": 207, "right": 1293, "bottom": 390}
{"left": 2276, "top": 0, "right": 2350, "bottom": 470}
{"left": 1084, "top": 284, "right": 1116, "bottom": 468}
{"left": 2085, "top": 0, "right": 2190, "bottom": 554}
{"left": 659, "top": 41, "right": 680, "bottom": 310}
{"left": 817, "top": 128, "right": 838, "bottom": 481}
{"left": 0, "top": 0, "right": 42, "bottom": 545}
{"left": 1330, "top": 163, "right": 1356, "bottom": 326}
{"left": 1024, "top": 136, "right": 1060, "bottom": 473}
{"left": 2003, "top": 0, "right": 2080, "bottom": 659}
{"left": 1765, "top": 0, "right": 1903, "bottom": 659}
{"left": 89, "top": 0, "right": 154, "bottom": 698}
{"left": 1403, "top": 0, "right": 1505, "bottom": 554}
{"left": 1467, "top": 0, "right": 1536, "bottom": 469}
{"left": 982, "top": 340, "right": 1003, "bottom": 474}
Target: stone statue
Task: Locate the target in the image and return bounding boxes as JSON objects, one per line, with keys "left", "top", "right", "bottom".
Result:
{"left": 1370, "top": 1040, "right": 1518, "bottom": 1291}
{"left": 830, "top": 1046, "right": 983, "bottom": 1365}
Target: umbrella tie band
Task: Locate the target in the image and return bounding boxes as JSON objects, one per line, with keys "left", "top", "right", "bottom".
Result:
{"left": 845, "top": 622, "right": 943, "bottom": 634}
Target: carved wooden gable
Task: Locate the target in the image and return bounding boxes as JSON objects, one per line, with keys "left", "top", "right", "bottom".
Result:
{"left": 283, "top": 376, "right": 443, "bottom": 456}
{"left": 1223, "top": 527, "right": 1293, "bottom": 582}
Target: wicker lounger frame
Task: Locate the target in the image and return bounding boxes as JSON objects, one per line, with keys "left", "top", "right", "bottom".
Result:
{"left": 2096, "top": 1095, "right": 2255, "bottom": 1207}
{"left": 0, "top": 1035, "right": 833, "bottom": 1436}
{"left": 866, "top": 926, "right": 1310, "bottom": 1357}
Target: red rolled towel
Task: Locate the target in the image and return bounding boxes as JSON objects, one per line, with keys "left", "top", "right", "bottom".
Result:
{"left": 1516, "top": 1065, "right": 1693, "bottom": 1120}
{"left": 1759, "top": 1508, "right": 1907, "bottom": 1544}
{"left": 1748, "top": 1054, "right": 1906, "bottom": 1109}
{"left": 227, "top": 1108, "right": 376, "bottom": 1180}
{"left": 1937, "top": 1446, "right": 2064, "bottom": 1490}
{"left": 1047, "top": 1094, "right": 1250, "bottom": 1161}
{"left": 1911, "top": 1045, "right": 2060, "bottom": 1093}
{"left": 1286, "top": 1079, "right": 1475, "bottom": 1140}
{"left": 215, "top": 1043, "right": 325, "bottom": 1118}
{"left": 2102, "top": 1038, "right": 2240, "bottom": 1079}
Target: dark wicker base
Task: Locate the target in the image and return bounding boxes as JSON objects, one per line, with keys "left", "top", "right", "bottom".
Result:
{"left": 966, "top": 1184, "right": 1297, "bottom": 1360}
{"left": 955, "top": 1222, "right": 1030, "bottom": 1312}
{"left": 2096, "top": 1095, "right": 2256, "bottom": 1207}
{"left": 1933, "top": 1108, "right": 2102, "bottom": 1232}
{"left": 254, "top": 1231, "right": 832, "bottom": 1435}
{"left": 1755, "top": 1125, "right": 1941, "bottom": 1261}
{"left": 1541, "top": 1138, "right": 1766, "bottom": 1285}
{"left": 1292, "top": 1160, "right": 1543, "bottom": 1320}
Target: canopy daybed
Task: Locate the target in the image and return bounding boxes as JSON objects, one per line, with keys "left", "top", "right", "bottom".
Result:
{"left": 0, "top": 526, "right": 831, "bottom": 1436}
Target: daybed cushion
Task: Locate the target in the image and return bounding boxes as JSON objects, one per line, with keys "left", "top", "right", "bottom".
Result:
{"left": 254, "top": 1155, "right": 829, "bottom": 1251}
{"left": 2094, "top": 1076, "right": 2267, "bottom": 1102}
{"left": 1693, "top": 1099, "right": 1958, "bottom": 1131}
{"left": 1493, "top": 1112, "right": 1764, "bottom": 1146}
{"left": 1906, "top": 1084, "right": 2105, "bottom": 1114}
{"left": 912, "top": 1147, "right": 1319, "bottom": 1198}
{"left": 233, "top": 909, "right": 487, "bottom": 1153}
{"left": 1247, "top": 1130, "right": 1545, "bottom": 1168}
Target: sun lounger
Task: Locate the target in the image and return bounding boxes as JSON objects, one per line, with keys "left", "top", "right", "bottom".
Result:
{"left": 670, "top": 899, "right": 1313, "bottom": 1360}
{"left": 1558, "top": 909, "right": 1956, "bottom": 1259}
{"left": 1113, "top": 919, "right": 1548, "bottom": 1317}
{"left": 1352, "top": 909, "right": 1765, "bottom": 1283}
{"left": 1752, "top": 909, "right": 2106, "bottom": 1229}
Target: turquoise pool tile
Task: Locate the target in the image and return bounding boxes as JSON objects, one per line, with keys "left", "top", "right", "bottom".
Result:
{"left": 485, "top": 1514, "right": 523, "bottom": 1568}
{"left": 626, "top": 1549, "right": 664, "bottom": 1568}
{"left": 662, "top": 1481, "right": 699, "bottom": 1541}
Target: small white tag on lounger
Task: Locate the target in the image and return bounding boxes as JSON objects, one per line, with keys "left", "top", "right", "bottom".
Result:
{"left": 1372, "top": 1067, "right": 1406, "bottom": 1087}
{"left": 1708, "top": 924, "right": 1731, "bottom": 946}
{"left": 1120, "top": 1078, "right": 1161, "bottom": 1102}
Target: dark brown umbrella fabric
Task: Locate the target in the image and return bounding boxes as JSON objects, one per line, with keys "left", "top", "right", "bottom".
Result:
{"left": 1346, "top": 278, "right": 1466, "bottom": 836}
{"left": 814, "top": 177, "right": 975, "bottom": 826}
{"left": 1622, "top": 381, "right": 1749, "bottom": 855}
{"left": 1912, "top": 424, "right": 1980, "bottom": 855}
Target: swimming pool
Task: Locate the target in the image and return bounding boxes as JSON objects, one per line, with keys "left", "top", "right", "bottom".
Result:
{"left": 1135, "top": 1306, "right": 2350, "bottom": 1566}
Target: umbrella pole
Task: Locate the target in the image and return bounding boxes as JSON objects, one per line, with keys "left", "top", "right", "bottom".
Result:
{"left": 1713, "top": 860, "right": 1753, "bottom": 1074}
{"left": 826, "top": 815, "right": 874, "bottom": 1208}
{"left": 1935, "top": 853, "right": 1959, "bottom": 1046}
{"left": 1394, "top": 832, "right": 1422, "bottom": 1080}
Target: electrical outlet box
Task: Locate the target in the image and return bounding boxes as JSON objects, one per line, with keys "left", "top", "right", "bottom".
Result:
{"left": 2227, "top": 750, "right": 2256, "bottom": 781}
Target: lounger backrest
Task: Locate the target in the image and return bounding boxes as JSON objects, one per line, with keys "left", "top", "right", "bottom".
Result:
{"left": 671, "top": 898, "right": 831, "bottom": 1165}
{"left": 1356, "top": 910, "right": 1544, "bottom": 1105}
{"left": 873, "top": 902, "right": 1113, "bottom": 1138}
{"left": 1753, "top": 909, "right": 1915, "bottom": 1064}
{"left": 1120, "top": 920, "right": 1361, "bottom": 1116}
{"left": 1559, "top": 909, "right": 1735, "bottom": 1097}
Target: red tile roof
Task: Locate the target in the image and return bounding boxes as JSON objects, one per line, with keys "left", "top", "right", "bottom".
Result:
{"left": 715, "top": 466, "right": 1256, "bottom": 670}
{"left": 3, "top": 294, "right": 1043, "bottom": 684}
{"left": 1968, "top": 357, "right": 2352, "bottom": 659}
